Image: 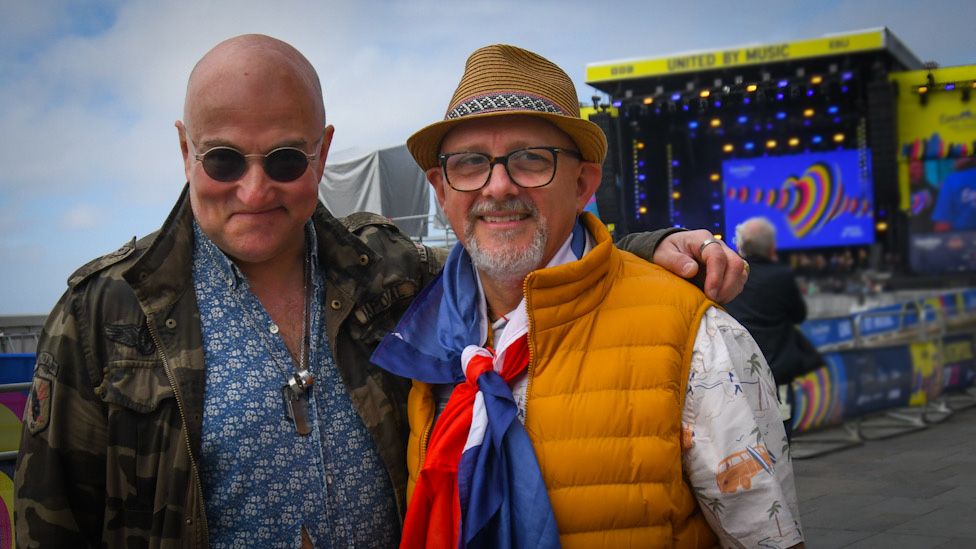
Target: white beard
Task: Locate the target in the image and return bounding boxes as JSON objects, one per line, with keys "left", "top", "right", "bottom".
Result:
{"left": 464, "top": 198, "right": 548, "bottom": 284}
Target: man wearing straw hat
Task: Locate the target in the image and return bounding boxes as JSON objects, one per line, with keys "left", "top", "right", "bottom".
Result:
{"left": 372, "top": 44, "right": 803, "bottom": 548}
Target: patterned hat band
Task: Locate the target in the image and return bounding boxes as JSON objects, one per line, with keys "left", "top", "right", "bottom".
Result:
{"left": 446, "top": 92, "right": 565, "bottom": 120}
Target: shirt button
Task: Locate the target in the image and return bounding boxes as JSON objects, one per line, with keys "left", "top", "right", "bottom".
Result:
{"left": 330, "top": 299, "right": 342, "bottom": 310}
{"left": 326, "top": 473, "right": 334, "bottom": 486}
{"left": 359, "top": 254, "right": 369, "bottom": 266}
{"left": 269, "top": 324, "right": 280, "bottom": 334}
{"left": 165, "top": 318, "right": 177, "bottom": 329}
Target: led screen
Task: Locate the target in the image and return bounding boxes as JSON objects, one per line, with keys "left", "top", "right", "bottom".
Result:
{"left": 723, "top": 149, "right": 874, "bottom": 250}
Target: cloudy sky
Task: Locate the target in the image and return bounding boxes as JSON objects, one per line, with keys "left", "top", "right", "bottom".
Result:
{"left": 1, "top": 0, "right": 974, "bottom": 315}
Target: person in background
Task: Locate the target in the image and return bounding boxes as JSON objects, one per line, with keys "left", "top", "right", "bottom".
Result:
{"left": 373, "top": 44, "right": 802, "bottom": 548}
{"left": 726, "top": 217, "right": 823, "bottom": 440}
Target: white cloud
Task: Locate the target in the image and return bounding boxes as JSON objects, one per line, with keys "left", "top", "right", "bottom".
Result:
{"left": 61, "top": 204, "right": 101, "bottom": 230}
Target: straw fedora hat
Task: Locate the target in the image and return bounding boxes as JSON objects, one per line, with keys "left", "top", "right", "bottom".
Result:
{"left": 407, "top": 44, "right": 608, "bottom": 171}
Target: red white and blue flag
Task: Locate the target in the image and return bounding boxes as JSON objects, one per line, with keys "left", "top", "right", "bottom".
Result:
{"left": 371, "top": 222, "right": 587, "bottom": 548}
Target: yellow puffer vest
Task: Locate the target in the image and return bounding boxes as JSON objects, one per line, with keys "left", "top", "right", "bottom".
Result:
{"left": 406, "top": 213, "right": 718, "bottom": 547}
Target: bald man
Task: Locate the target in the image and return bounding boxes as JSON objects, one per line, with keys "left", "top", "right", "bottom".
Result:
{"left": 15, "top": 34, "right": 746, "bottom": 547}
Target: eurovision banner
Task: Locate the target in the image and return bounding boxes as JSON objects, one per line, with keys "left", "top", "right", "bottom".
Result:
{"left": 891, "top": 65, "right": 976, "bottom": 272}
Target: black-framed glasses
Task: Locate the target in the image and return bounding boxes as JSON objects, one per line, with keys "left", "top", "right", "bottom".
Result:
{"left": 437, "top": 146, "right": 582, "bottom": 192}
{"left": 193, "top": 145, "right": 320, "bottom": 183}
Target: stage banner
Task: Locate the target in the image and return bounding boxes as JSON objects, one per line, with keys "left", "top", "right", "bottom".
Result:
{"left": 840, "top": 347, "right": 914, "bottom": 417}
{"left": 791, "top": 353, "right": 849, "bottom": 433}
{"left": 942, "top": 333, "right": 976, "bottom": 391}
{"left": 587, "top": 29, "right": 887, "bottom": 82}
{"left": 908, "top": 341, "right": 943, "bottom": 406}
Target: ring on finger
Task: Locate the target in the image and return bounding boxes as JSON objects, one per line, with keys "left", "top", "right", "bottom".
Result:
{"left": 699, "top": 237, "right": 721, "bottom": 255}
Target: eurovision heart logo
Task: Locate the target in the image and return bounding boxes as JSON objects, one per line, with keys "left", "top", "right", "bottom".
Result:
{"left": 781, "top": 162, "right": 844, "bottom": 238}
{"left": 725, "top": 161, "right": 870, "bottom": 239}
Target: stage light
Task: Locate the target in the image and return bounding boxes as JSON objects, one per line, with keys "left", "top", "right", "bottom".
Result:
{"left": 638, "top": 161, "right": 646, "bottom": 167}
{"left": 806, "top": 89, "right": 815, "bottom": 97}
{"left": 788, "top": 137, "right": 800, "bottom": 147}
{"left": 918, "top": 85, "right": 929, "bottom": 94}
{"left": 710, "top": 118, "right": 722, "bottom": 127}
{"left": 688, "top": 121, "right": 699, "bottom": 129}
{"left": 671, "top": 92, "right": 681, "bottom": 101}
{"left": 639, "top": 192, "right": 647, "bottom": 199}
{"left": 743, "top": 97, "right": 752, "bottom": 105}
{"left": 945, "top": 83, "right": 956, "bottom": 91}
{"left": 876, "top": 221, "right": 888, "bottom": 232}
{"left": 775, "top": 111, "right": 787, "bottom": 120}
{"left": 710, "top": 173, "right": 721, "bottom": 182}
{"left": 812, "top": 135, "right": 823, "bottom": 144}
{"left": 672, "top": 191, "right": 681, "bottom": 200}
{"left": 612, "top": 100, "right": 622, "bottom": 108}
{"left": 713, "top": 234, "right": 723, "bottom": 240}
{"left": 643, "top": 97, "right": 654, "bottom": 105}
{"left": 682, "top": 104, "right": 690, "bottom": 111}
{"left": 810, "top": 75, "right": 823, "bottom": 85}
{"left": 766, "top": 139, "right": 777, "bottom": 149}
{"left": 841, "top": 85, "right": 849, "bottom": 93}
{"left": 700, "top": 90, "right": 711, "bottom": 98}
{"left": 842, "top": 71, "right": 854, "bottom": 81}
{"left": 637, "top": 174, "right": 646, "bottom": 181}
{"left": 737, "top": 115, "right": 748, "bottom": 124}
{"left": 777, "top": 80, "right": 789, "bottom": 88}
{"left": 723, "top": 143, "right": 734, "bottom": 153}
{"left": 714, "top": 100, "right": 722, "bottom": 108}
{"left": 639, "top": 206, "right": 648, "bottom": 214}
{"left": 746, "top": 84, "right": 758, "bottom": 93}
{"left": 744, "top": 142, "right": 755, "bottom": 151}
{"left": 827, "top": 105, "right": 839, "bottom": 114}
{"left": 776, "top": 93, "right": 785, "bottom": 101}
{"left": 803, "top": 108, "right": 815, "bottom": 117}
{"left": 636, "top": 141, "right": 645, "bottom": 149}
{"left": 833, "top": 133, "right": 845, "bottom": 143}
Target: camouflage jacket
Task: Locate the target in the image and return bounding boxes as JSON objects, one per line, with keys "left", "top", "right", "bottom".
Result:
{"left": 15, "top": 186, "right": 444, "bottom": 548}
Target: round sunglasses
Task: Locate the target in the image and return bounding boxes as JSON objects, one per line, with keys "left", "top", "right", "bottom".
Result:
{"left": 193, "top": 145, "right": 320, "bottom": 183}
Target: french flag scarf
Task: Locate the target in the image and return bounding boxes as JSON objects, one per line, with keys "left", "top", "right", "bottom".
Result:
{"left": 371, "top": 221, "right": 587, "bottom": 549}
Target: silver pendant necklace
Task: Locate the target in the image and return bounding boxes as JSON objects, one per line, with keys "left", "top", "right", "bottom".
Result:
{"left": 206, "top": 240, "right": 315, "bottom": 436}
{"left": 280, "top": 252, "right": 315, "bottom": 437}
{"left": 281, "top": 252, "right": 314, "bottom": 436}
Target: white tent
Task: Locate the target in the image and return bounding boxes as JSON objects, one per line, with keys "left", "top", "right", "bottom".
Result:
{"left": 319, "top": 144, "right": 431, "bottom": 238}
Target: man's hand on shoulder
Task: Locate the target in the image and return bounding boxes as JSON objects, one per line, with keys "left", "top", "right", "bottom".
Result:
{"left": 653, "top": 230, "right": 748, "bottom": 303}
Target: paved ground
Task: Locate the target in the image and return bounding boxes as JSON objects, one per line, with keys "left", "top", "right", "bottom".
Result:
{"left": 792, "top": 403, "right": 976, "bottom": 548}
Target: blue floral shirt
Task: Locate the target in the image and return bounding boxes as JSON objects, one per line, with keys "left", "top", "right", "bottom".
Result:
{"left": 192, "top": 221, "right": 398, "bottom": 548}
